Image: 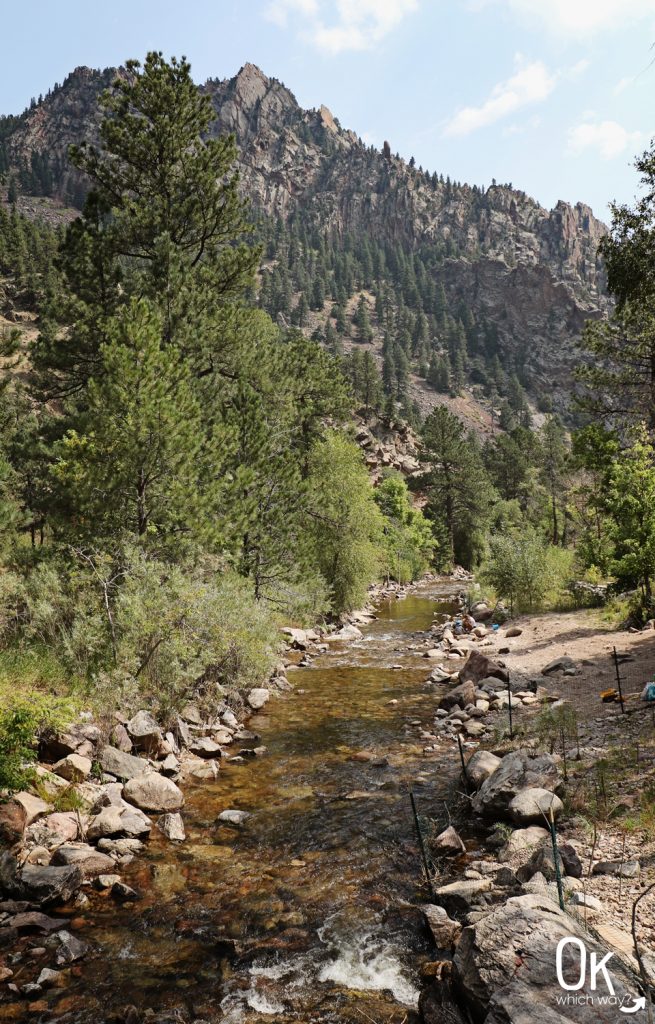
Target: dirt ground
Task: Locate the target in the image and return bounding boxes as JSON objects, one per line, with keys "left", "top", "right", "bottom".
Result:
{"left": 495, "top": 607, "right": 655, "bottom": 718}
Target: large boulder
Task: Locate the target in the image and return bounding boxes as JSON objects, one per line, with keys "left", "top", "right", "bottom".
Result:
{"left": 122, "top": 775, "right": 184, "bottom": 813}
{"left": 86, "top": 804, "right": 152, "bottom": 841}
{"left": 453, "top": 893, "right": 636, "bottom": 1023}
{"left": 51, "top": 844, "right": 116, "bottom": 877}
{"left": 465, "top": 750, "right": 501, "bottom": 791}
{"left": 126, "top": 711, "right": 162, "bottom": 754}
{"left": 25, "top": 812, "right": 82, "bottom": 851}
{"left": 18, "top": 864, "right": 83, "bottom": 905}
{"left": 508, "top": 788, "right": 563, "bottom": 826}
{"left": 460, "top": 651, "right": 508, "bottom": 687}
{"left": 98, "top": 745, "right": 149, "bottom": 781}
{"left": 439, "top": 679, "right": 477, "bottom": 712}
{"left": 471, "top": 750, "right": 560, "bottom": 820}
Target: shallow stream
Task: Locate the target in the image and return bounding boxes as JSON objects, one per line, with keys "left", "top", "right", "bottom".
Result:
{"left": 25, "top": 583, "right": 468, "bottom": 1023}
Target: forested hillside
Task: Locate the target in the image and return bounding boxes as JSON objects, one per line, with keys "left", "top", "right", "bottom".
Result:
{"left": 1, "top": 62, "right": 609, "bottom": 431}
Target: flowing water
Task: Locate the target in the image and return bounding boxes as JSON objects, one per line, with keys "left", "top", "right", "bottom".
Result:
{"left": 12, "top": 582, "right": 469, "bottom": 1024}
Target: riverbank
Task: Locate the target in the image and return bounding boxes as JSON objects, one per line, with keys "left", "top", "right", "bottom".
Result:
{"left": 0, "top": 574, "right": 458, "bottom": 1022}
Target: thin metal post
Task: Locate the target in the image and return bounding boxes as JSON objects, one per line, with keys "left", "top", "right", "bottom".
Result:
{"left": 507, "top": 676, "right": 513, "bottom": 738}
{"left": 410, "top": 790, "right": 435, "bottom": 899}
{"left": 457, "top": 733, "right": 470, "bottom": 792}
{"left": 613, "top": 646, "right": 626, "bottom": 713}
{"left": 549, "top": 805, "right": 565, "bottom": 911}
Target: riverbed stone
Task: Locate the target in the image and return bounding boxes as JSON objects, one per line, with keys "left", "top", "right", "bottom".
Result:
{"left": 508, "top": 788, "right": 563, "bottom": 826}
{"left": 434, "top": 878, "right": 493, "bottom": 915}
{"left": 122, "top": 775, "right": 184, "bottom": 813}
{"left": 53, "top": 929, "right": 88, "bottom": 964}
{"left": 127, "top": 711, "right": 162, "bottom": 753}
{"left": 188, "top": 737, "right": 222, "bottom": 759}
{"left": 98, "top": 746, "right": 149, "bottom": 781}
{"left": 217, "top": 809, "right": 251, "bottom": 827}
{"left": 0, "top": 800, "right": 27, "bottom": 848}
{"left": 13, "top": 793, "right": 50, "bottom": 827}
{"left": 246, "top": 688, "right": 270, "bottom": 711}
{"left": 465, "top": 750, "right": 501, "bottom": 791}
{"left": 460, "top": 651, "right": 508, "bottom": 686}
{"left": 423, "top": 904, "right": 462, "bottom": 951}
{"left": 497, "top": 826, "right": 550, "bottom": 862}
{"left": 86, "top": 804, "right": 152, "bottom": 841}
{"left": 157, "top": 813, "right": 185, "bottom": 841}
{"left": 52, "top": 753, "right": 92, "bottom": 783}
{"left": 51, "top": 844, "right": 115, "bottom": 877}
{"left": 432, "top": 825, "right": 466, "bottom": 857}
{"left": 439, "top": 680, "right": 476, "bottom": 712}
{"left": 453, "top": 893, "right": 633, "bottom": 1023}
{"left": 471, "top": 750, "right": 560, "bottom": 819}
{"left": 18, "top": 864, "right": 83, "bottom": 905}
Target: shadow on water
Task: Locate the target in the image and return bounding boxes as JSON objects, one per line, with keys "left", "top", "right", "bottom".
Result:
{"left": 16, "top": 584, "right": 467, "bottom": 1024}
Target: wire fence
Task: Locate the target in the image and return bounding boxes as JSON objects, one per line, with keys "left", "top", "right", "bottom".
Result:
{"left": 531, "top": 648, "right": 655, "bottom": 724}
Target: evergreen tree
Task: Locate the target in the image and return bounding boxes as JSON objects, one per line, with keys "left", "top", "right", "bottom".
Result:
{"left": 421, "top": 406, "right": 495, "bottom": 567}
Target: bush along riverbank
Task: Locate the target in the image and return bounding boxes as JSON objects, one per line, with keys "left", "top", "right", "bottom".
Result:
{"left": 0, "top": 576, "right": 422, "bottom": 1001}
{"left": 414, "top": 593, "right": 655, "bottom": 1022}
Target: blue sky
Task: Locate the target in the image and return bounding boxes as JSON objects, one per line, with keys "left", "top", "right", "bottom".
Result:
{"left": 3, "top": 0, "right": 655, "bottom": 220}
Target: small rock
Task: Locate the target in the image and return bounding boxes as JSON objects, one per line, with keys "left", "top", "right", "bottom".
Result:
{"left": 157, "top": 813, "right": 186, "bottom": 841}
{"left": 593, "top": 859, "right": 640, "bottom": 878}
{"left": 188, "top": 737, "right": 222, "bottom": 759}
{"left": 217, "top": 809, "right": 251, "bottom": 827}
{"left": 54, "top": 929, "right": 89, "bottom": 965}
{"left": 12, "top": 793, "right": 50, "bottom": 827}
{"left": 542, "top": 656, "right": 576, "bottom": 676}
{"left": 93, "top": 874, "right": 122, "bottom": 890}
{"left": 432, "top": 825, "right": 466, "bottom": 857}
{"left": 36, "top": 968, "right": 62, "bottom": 989}
{"left": 247, "top": 688, "right": 270, "bottom": 711}
{"left": 508, "top": 788, "right": 563, "bottom": 826}
{"left": 111, "top": 882, "right": 139, "bottom": 901}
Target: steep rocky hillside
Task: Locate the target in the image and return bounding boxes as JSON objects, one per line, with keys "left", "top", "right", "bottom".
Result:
{"left": 1, "top": 62, "right": 609, "bottom": 426}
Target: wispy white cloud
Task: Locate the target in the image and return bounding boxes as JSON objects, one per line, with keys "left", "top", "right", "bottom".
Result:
{"left": 265, "top": 0, "right": 319, "bottom": 27}
{"left": 567, "top": 119, "right": 644, "bottom": 160}
{"left": 443, "top": 57, "right": 556, "bottom": 137}
{"left": 613, "top": 75, "right": 635, "bottom": 96}
{"left": 264, "top": 0, "right": 419, "bottom": 54}
{"left": 482, "top": 0, "right": 655, "bottom": 35}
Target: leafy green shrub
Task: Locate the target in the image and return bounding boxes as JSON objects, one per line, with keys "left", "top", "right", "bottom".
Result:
{"left": 481, "top": 532, "right": 574, "bottom": 614}
{"left": 0, "top": 693, "right": 78, "bottom": 791}
{"left": 108, "top": 550, "right": 279, "bottom": 718}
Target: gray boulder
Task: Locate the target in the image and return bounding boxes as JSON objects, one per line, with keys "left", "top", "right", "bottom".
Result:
{"left": 465, "top": 750, "right": 501, "bottom": 791}
{"left": 508, "top": 788, "right": 563, "bottom": 826}
{"left": 51, "top": 844, "right": 116, "bottom": 877}
{"left": 127, "top": 711, "right": 162, "bottom": 753}
{"left": 423, "top": 904, "right": 462, "bottom": 951}
{"left": 18, "top": 864, "right": 83, "bottom": 905}
{"left": 454, "top": 893, "right": 635, "bottom": 1023}
{"left": 123, "top": 774, "right": 184, "bottom": 813}
{"left": 98, "top": 745, "right": 149, "bottom": 781}
{"left": 439, "top": 679, "right": 476, "bottom": 712}
{"left": 471, "top": 750, "right": 560, "bottom": 820}
{"left": 247, "top": 688, "right": 270, "bottom": 710}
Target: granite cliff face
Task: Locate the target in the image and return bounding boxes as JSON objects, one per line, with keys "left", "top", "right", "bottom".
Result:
{"left": 1, "top": 62, "right": 608, "bottom": 415}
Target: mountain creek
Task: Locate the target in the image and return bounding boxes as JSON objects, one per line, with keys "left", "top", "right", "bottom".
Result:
{"left": 5, "top": 581, "right": 480, "bottom": 1024}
